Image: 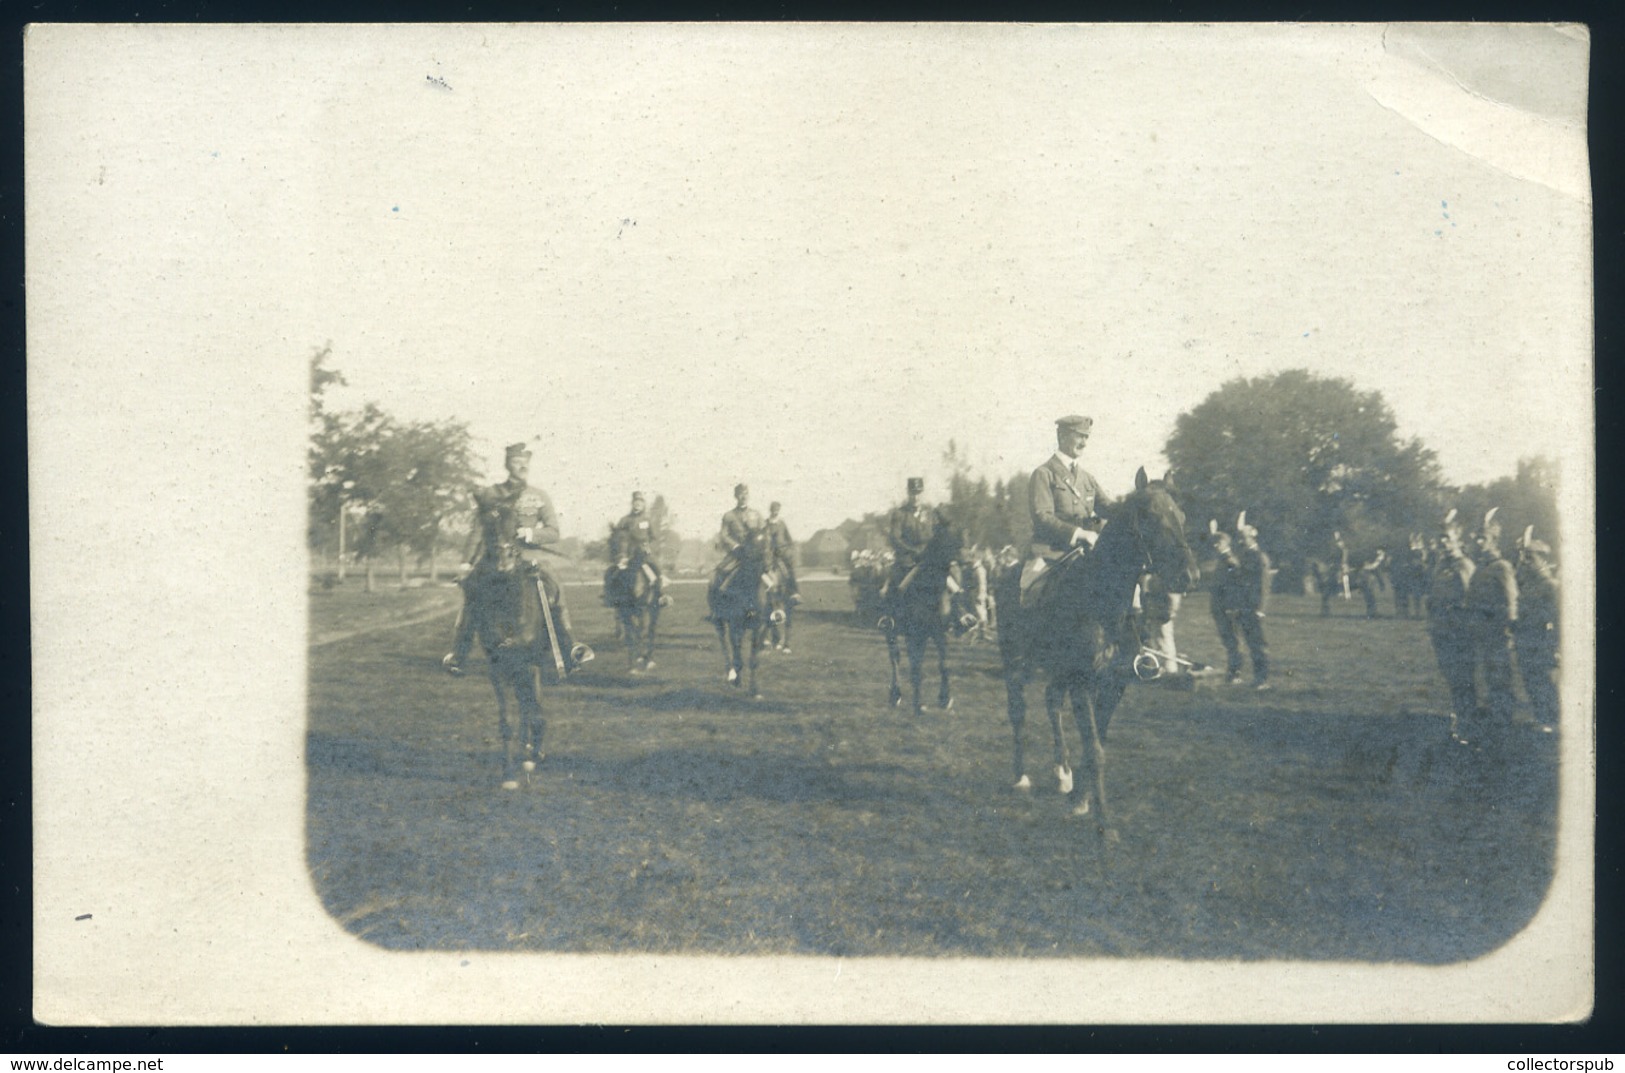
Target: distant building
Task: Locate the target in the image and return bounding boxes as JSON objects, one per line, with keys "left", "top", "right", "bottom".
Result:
{"left": 804, "top": 529, "right": 851, "bottom": 570}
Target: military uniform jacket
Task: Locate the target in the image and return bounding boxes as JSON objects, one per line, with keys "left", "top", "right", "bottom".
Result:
{"left": 1029, "top": 454, "right": 1103, "bottom": 553}
{"left": 464, "top": 479, "right": 562, "bottom": 567}
{"left": 1466, "top": 556, "right": 1518, "bottom": 625}
{"left": 611, "top": 512, "right": 659, "bottom": 562}
{"left": 1516, "top": 560, "right": 1559, "bottom": 631}
{"left": 888, "top": 503, "right": 936, "bottom": 568}
{"left": 1426, "top": 554, "right": 1476, "bottom": 623}
{"left": 718, "top": 506, "right": 765, "bottom": 552}
{"left": 764, "top": 516, "right": 795, "bottom": 557}
{"left": 1209, "top": 546, "right": 1269, "bottom": 614}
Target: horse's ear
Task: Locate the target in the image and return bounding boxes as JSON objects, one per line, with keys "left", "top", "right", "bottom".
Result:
{"left": 1135, "top": 467, "right": 1149, "bottom": 492}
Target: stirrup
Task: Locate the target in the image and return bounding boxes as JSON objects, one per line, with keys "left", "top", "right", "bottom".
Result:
{"left": 657, "top": 594, "right": 672, "bottom": 607}
{"left": 441, "top": 653, "right": 465, "bottom": 677}
{"left": 570, "top": 643, "right": 595, "bottom": 666}
{"left": 876, "top": 615, "right": 895, "bottom": 631}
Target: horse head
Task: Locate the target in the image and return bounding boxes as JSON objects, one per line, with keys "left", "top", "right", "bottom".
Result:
{"left": 1126, "top": 467, "right": 1201, "bottom": 595}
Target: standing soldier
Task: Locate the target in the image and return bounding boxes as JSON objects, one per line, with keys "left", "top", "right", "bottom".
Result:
{"left": 878, "top": 477, "right": 936, "bottom": 630}
{"left": 763, "top": 501, "right": 803, "bottom": 606}
{"left": 442, "top": 442, "right": 593, "bottom": 677}
{"left": 1321, "top": 531, "right": 1351, "bottom": 616}
{"left": 607, "top": 491, "right": 671, "bottom": 607}
{"left": 1209, "top": 516, "right": 1272, "bottom": 690}
{"left": 1514, "top": 526, "right": 1560, "bottom": 732}
{"left": 1351, "top": 548, "right": 1387, "bottom": 620}
{"left": 1465, "top": 508, "right": 1519, "bottom": 732}
{"left": 709, "top": 483, "right": 765, "bottom": 603}
{"left": 1426, "top": 510, "right": 1477, "bottom": 742}
{"left": 1022, "top": 414, "right": 1105, "bottom": 598}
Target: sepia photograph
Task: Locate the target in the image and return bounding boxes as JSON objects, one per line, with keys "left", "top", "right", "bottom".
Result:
{"left": 26, "top": 21, "right": 1594, "bottom": 1024}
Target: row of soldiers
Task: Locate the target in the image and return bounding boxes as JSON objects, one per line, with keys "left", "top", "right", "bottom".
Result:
{"left": 1426, "top": 509, "right": 1561, "bottom": 737}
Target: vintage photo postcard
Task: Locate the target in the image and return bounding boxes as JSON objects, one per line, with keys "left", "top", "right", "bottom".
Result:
{"left": 26, "top": 22, "right": 1593, "bottom": 1024}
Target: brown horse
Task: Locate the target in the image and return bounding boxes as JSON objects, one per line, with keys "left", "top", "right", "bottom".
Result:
{"left": 707, "top": 528, "right": 783, "bottom": 699}
{"left": 995, "top": 468, "right": 1200, "bottom": 840}
{"left": 883, "top": 515, "right": 973, "bottom": 715}
{"left": 469, "top": 560, "right": 562, "bottom": 790}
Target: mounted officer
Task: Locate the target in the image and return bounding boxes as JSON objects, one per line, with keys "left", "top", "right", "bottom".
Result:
{"left": 1021, "top": 414, "right": 1105, "bottom": 601}
{"left": 709, "top": 483, "right": 766, "bottom": 603}
{"left": 877, "top": 476, "right": 939, "bottom": 630}
{"left": 607, "top": 491, "right": 671, "bottom": 607}
{"left": 763, "top": 501, "right": 803, "bottom": 606}
{"left": 442, "top": 442, "right": 593, "bottom": 677}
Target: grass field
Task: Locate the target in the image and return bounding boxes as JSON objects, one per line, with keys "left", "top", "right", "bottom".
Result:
{"left": 307, "top": 574, "right": 1558, "bottom": 961}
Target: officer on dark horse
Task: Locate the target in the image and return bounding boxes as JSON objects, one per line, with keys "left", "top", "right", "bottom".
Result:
{"left": 604, "top": 490, "right": 671, "bottom": 673}
{"left": 441, "top": 442, "right": 594, "bottom": 788}
{"left": 997, "top": 417, "right": 1200, "bottom": 840}
{"left": 878, "top": 477, "right": 972, "bottom": 715}
{"left": 707, "top": 483, "right": 783, "bottom": 698}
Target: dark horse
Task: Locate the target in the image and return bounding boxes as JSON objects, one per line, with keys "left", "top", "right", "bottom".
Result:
{"left": 707, "top": 528, "right": 783, "bottom": 699}
{"left": 884, "top": 515, "right": 975, "bottom": 715}
{"left": 994, "top": 468, "right": 1200, "bottom": 838}
{"left": 469, "top": 555, "right": 567, "bottom": 789}
{"left": 604, "top": 556, "right": 664, "bottom": 673}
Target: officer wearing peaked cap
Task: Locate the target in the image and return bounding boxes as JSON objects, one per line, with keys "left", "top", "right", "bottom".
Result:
{"left": 877, "top": 477, "right": 939, "bottom": 630}
{"left": 1022, "top": 415, "right": 1105, "bottom": 598}
{"left": 443, "top": 442, "right": 594, "bottom": 677}
{"left": 607, "top": 490, "right": 671, "bottom": 607}
{"left": 709, "top": 483, "right": 766, "bottom": 603}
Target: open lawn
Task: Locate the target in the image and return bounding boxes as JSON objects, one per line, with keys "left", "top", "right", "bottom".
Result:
{"left": 307, "top": 576, "right": 1558, "bottom": 960}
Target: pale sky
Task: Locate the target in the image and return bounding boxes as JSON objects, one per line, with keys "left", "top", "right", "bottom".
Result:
{"left": 32, "top": 22, "right": 1594, "bottom": 540}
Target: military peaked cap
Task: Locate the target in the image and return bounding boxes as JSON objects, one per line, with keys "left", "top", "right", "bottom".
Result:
{"left": 505, "top": 442, "right": 532, "bottom": 460}
{"left": 1056, "top": 415, "right": 1094, "bottom": 434}
{"left": 906, "top": 477, "right": 925, "bottom": 493}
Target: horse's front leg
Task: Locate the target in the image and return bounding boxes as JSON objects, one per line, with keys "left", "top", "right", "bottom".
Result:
{"left": 715, "top": 617, "right": 738, "bottom": 685}
{"left": 1006, "top": 666, "right": 1031, "bottom": 788}
{"left": 1044, "top": 676, "right": 1075, "bottom": 798}
{"left": 1070, "top": 681, "right": 1116, "bottom": 842}
{"left": 515, "top": 666, "right": 545, "bottom": 778}
{"left": 935, "top": 629, "right": 952, "bottom": 710}
{"left": 747, "top": 624, "right": 763, "bottom": 699}
{"left": 642, "top": 603, "right": 659, "bottom": 669}
{"left": 886, "top": 628, "right": 904, "bottom": 708}
{"left": 907, "top": 632, "right": 927, "bottom": 715}
{"left": 491, "top": 665, "right": 519, "bottom": 790}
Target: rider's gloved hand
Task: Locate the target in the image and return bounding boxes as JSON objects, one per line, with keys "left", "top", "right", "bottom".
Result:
{"left": 617, "top": 559, "right": 630, "bottom": 570}
{"left": 1073, "top": 528, "right": 1099, "bottom": 547}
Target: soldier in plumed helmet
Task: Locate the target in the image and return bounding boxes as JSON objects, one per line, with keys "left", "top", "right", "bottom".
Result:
{"left": 1426, "top": 509, "right": 1477, "bottom": 742}
{"left": 442, "top": 442, "right": 594, "bottom": 677}
{"left": 1465, "top": 508, "right": 1519, "bottom": 730}
{"left": 1514, "top": 526, "right": 1560, "bottom": 731}
{"left": 1208, "top": 513, "right": 1272, "bottom": 690}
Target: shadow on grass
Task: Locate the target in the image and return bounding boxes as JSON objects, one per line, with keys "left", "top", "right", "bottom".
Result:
{"left": 543, "top": 744, "right": 912, "bottom": 806}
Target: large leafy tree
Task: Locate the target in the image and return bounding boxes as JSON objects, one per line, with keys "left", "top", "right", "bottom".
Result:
{"left": 1165, "top": 370, "right": 1448, "bottom": 580}
{"left": 307, "top": 344, "right": 478, "bottom": 587}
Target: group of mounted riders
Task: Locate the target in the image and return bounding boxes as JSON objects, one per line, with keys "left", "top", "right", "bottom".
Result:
{"left": 431, "top": 420, "right": 1559, "bottom": 825}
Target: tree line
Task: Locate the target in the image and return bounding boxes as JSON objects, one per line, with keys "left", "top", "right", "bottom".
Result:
{"left": 308, "top": 345, "right": 482, "bottom": 590}
{"left": 926, "top": 369, "right": 1558, "bottom": 588}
